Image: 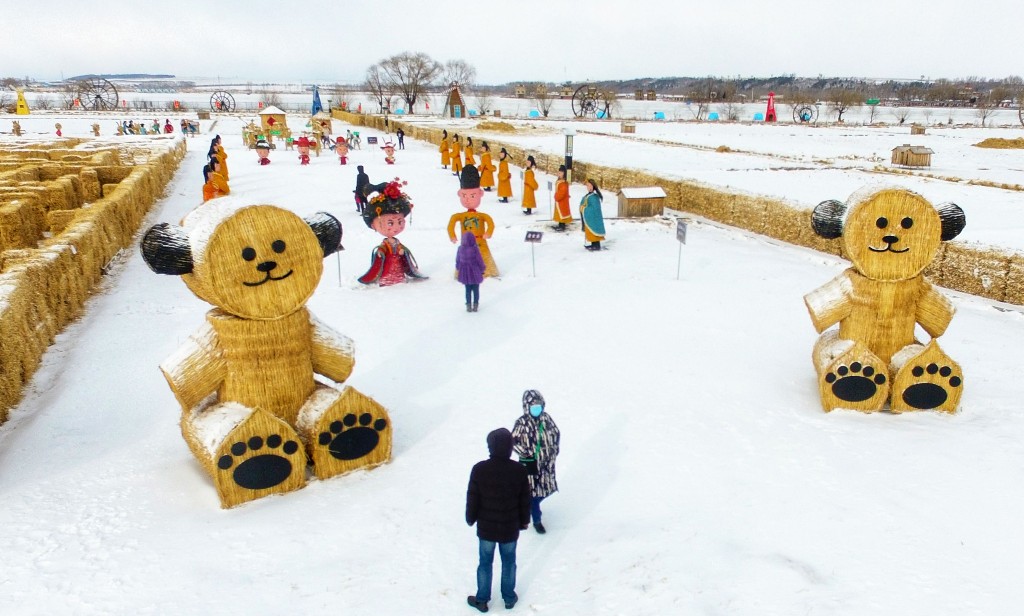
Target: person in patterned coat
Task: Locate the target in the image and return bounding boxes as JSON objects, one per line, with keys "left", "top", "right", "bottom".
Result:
{"left": 511, "top": 389, "right": 560, "bottom": 534}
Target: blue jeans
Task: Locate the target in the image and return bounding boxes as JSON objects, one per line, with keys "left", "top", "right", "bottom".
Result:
{"left": 476, "top": 539, "right": 517, "bottom": 604}
{"left": 531, "top": 496, "right": 545, "bottom": 524}
{"left": 464, "top": 284, "right": 480, "bottom": 305}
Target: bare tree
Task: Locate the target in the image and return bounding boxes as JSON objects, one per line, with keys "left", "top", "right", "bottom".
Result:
{"left": 58, "top": 83, "right": 78, "bottom": 109}
{"left": 443, "top": 59, "right": 476, "bottom": 89}
{"left": 720, "top": 101, "right": 741, "bottom": 121}
{"left": 0, "top": 91, "right": 11, "bottom": 113}
{"left": 473, "top": 89, "right": 494, "bottom": 115}
{"left": 532, "top": 83, "right": 555, "bottom": 118}
{"left": 974, "top": 88, "right": 1007, "bottom": 127}
{"left": 379, "top": 51, "right": 443, "bottom": 114}
{"left": 600, "top": 89, "right": 620, "bottom": 119}
{"left": 33, "top": 94, "right": 53, "bottom": 110}
{"left": 826, "top": 88, "right": 861, "bottom": 123}
{"left": 892, "top": 106, "right": 911, "bottom": 125}
{"left": 364, "top": 64, "right": 392, "bottom": 113}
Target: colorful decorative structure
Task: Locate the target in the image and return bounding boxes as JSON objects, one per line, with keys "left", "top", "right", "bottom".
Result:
{"left": 447, "top": 165, "right": 499, "bottom": 277}
{"left": 382, "top": 141, "right": 396, "bottom": 165}
{"left": 296, "top": 136, "right": 312, "bottom": 165}
{"left": 335, "top": 137, "right": 349, "bottom": 165}
{"left": 358, "top": 179, "right": 427, "bottom": 286}
{"left": 765, "top": 91, "right": 777, "bottom": 122}
{"left": 255, "top": 139, "right": 271, "bottom": 165}
{"left": 54, "top": 123, "right": 62, "bottom": 137}
{"left": 15, "top": 90, "right": 30, "bottom": 115}
{"left": 804, "top": 187, "right": 967, "bottom": 414}
{"left": 443, "top": 82, "right": 467, "bottom": 118}
{"left": 140, "top": 199, "right": 392, "bottom": 508}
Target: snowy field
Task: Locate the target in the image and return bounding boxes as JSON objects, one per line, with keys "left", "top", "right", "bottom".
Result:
{"left": 0, "top": 110, "right": 1023, "bottom": 615}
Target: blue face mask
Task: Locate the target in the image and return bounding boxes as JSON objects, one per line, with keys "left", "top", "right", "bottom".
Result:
{"left": 529, "top": 404, "right": 543, "bottom": 417}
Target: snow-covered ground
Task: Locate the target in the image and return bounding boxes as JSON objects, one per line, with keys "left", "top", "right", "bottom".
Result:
{"left": 0, "top": 112, "right": 1023, "bottom": 615}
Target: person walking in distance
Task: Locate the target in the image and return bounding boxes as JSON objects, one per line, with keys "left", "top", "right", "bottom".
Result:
{"left": 466, "top": 428, "right": 531, "bottom": 612}
{"left": 511, "top": 390, "right": 560, "bottom": 534}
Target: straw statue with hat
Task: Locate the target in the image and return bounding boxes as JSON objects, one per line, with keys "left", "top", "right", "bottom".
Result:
{"left": 522, "top": 155, "right": 539, "bottom": 215}
{"left": 358, "top": 178, "right": 428, "bottom": 286}
{"left": 335, "top": 137, "right": 350, "bottom": 165}
{"left": 447, "top": 164, "right": 499, "bottom": 278}
{"left": 497, "top": 147, "right": 513, "bottom": 203}
{"left": 296, "top": 135, "right": 312, "bottom": 165}
{"left": 382, "top": 141, "right": 397, "bottom": 165}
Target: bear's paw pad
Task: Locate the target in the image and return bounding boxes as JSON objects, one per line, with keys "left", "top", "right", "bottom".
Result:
{"left": 902, "top": 363, "right": 962, "bottom": 409}
{"left": 824, "top": 361, "right": 887, "bottom": 402}
{"left": 318, "top": 413, "right": 388, "bottom": 461}
{"left": 217, "top": 434, "right": 301, "bottom": 490}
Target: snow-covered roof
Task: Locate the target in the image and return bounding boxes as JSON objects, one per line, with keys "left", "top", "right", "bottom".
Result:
{"left": 259, "top": 105, "right": 286, "bottom": 115}
{"left": 619, "top": 186, "right": 667, "bottom": 199}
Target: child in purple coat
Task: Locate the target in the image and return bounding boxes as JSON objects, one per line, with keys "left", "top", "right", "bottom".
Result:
{"left": 457, "top": 232, "right": 486, "bottom": 312}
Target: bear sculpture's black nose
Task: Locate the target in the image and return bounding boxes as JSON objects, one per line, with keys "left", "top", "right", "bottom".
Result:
{"left": 256, "top": 260, "right": 277, "bottom": 273}
{"left": 882, "top": 235, "right": 899, "bottom": 245}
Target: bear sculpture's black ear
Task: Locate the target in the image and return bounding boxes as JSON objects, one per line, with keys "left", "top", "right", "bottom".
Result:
{"left": 305, "top": 212, "right": 343, "bottom": 257}
{"left": 141, "top": 223, "right": 194, "bottom": 275}
{"left": 936, "top": 202, "right": 966, "bottom": 241}
{"left": 811, "top": 199, "right": 847, "bottom": 239}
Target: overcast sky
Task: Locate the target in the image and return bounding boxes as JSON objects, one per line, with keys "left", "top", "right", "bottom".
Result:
{"left": 8, "top": 0, "right": 1022, "bottom": 85}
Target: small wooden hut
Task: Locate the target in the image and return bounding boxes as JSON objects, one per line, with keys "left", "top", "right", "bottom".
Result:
{"left": 646, "top": 89, "right": 657, "bottom": 101}
{"left": 514, "top": 85, "right": 526, "bottom": 98}
{"left": 891, "top": 144, "right": 934, "bottom": 167}
{"left": 634, "top": 90, "right": 644, "bottom": 100}
{"left": 911, "top": 124, "right": 926, "bottom": 135}
{"left": 617, "top": 186, "right": 667, "bottom": 217}
{"left": 620, "top": 122, "right": 636, "bottom": 134}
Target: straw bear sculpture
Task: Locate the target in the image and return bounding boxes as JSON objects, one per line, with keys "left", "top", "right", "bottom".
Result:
{"left": 141, "top": 197, "right": 391, "bottom": 507}
{"left": 804, "top": 187, "right": 966, "bottom": 414}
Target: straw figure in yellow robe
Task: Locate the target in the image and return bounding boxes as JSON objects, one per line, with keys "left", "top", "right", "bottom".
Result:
{"left": 804, "top": 187, "right": 967, "bottom": 414}
{"left": 448, "top": 165, "right": 499, "bottom": 278}
{"left": 451, "top": 134, "right": 464, "bottom": 176}
{"left": 479, "top": 141, "right": 495, "bottom": 191}
{"left": 464, "top": 136, "right": 476, "bottom": 167}
{"left": 522, "top": 155, "right": 539, "bottom": 215}
{"left": 141, "top": 198, "right": 392, "bottom": 508}
{"left": 496, "top": 147, "right": 513, "bottom": 203}
{"left": 552, "top": 165, "right": 573, "bottom": 230}
{"left": 211, "top": 135, "right": 229, "bottom": 180}
{"left": 440, "top": 130, "right": 451, "bottom": 169}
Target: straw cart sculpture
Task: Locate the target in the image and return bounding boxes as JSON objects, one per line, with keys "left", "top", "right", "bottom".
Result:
{"left": 141, "top": 198, "right": 392, "bottom": 507}
{"left": 804, "top": 187, "right": 966, "bottom": 414}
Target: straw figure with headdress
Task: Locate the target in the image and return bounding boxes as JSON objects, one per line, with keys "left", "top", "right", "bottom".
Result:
{"left": 255, "top": 139, "right": 271, "bottom": 166}
{"left": 522, "top": 155, "right": 539, "bottom": 215}
{"left": 450, "top": 134, "right": 463, "bottom": 176}
{"left": 296, "top": 135, "right": 312, "bottom": 165}
{"left": 478, "top": 141, "right": 495, "bottom": 191}
{"left": 496, "top": 147, "right": 513, "bottom": 203}
{"left": 804, "top": 186, "right": 967, "bottom": 414}
{"left": 358, "top": 179, "right": 428, "bottom": 286}
{"left": 439, "top": 129, "right": 451, "bottom": 169}
{"left": 141, "top": 198, "right": 392, "bottom": 507}
{"left": 447, "top": 164, "right": 499, "bottom": 278}
{"left": 552, "top": 164, "right": 573, "bottom": 230}
{"left": 336, "top": 137, "right": 349, "bottom": 165}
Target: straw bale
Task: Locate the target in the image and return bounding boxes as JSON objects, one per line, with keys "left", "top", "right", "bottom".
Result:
{"left": 0, "top": 199, "right": 45, "bottom": 250}
{"left": 938, "top": 243, "right": 1012, "bottom": 301}
{"left": 94, "top": 166, "right": 132, "bottom": 185}
{"left": 298, "top": 385, "right": 393, "bottom": 480}
{"left": 725, "top": 194, "right": 770, "bottom": 234}
{"left": 1004, "top": 254, "right": 1024, "bottom": 306}
{"left": 181, "top": 401, "right": 307, "bottom": 509}
{"left": 46, "top": 209, "right": 80, "bottom": 235}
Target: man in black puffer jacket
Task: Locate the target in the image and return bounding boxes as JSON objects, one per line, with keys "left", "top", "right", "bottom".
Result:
{"left": 466, "top": 428, "right": 531, "bottom": 612}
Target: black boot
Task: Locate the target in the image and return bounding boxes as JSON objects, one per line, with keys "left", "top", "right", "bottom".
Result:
{"left": 556, "top": 222, "right": 566, "bottom": 231}
{"left": 467, "top": 596, "right": 489, "bottom": 612}
{"left": 534, "top": 521, "right": 546, "bottom": 534}
{"left": 472, "top": 303, "right": 479, "bottom": 312}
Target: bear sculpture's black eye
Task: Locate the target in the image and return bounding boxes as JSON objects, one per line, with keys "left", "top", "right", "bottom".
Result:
{"left": 901, "top": 217, "right": 913, "bottom": 229}
{"left": 875, "top": 217, "right": 888, "bottom": 229}
{"left": 241, "top": 247, "right": 257, "bottom": 261}
{"left": 271, "top": 240, "right": 286, "bottom": 253}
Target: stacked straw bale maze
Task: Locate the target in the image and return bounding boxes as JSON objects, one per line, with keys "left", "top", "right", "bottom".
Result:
{"left": 335, "top": 111, "right": 1024, "bottom": 311}
{"left": 0, "top": 136, "right": 186, "bottom": 424}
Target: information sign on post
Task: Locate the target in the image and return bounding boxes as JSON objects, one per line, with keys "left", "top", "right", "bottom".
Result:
{"left": 675, "top": 219, "right": 688, "bottom": 280}
{"left": 366, "top": 136, "right": 378, "bottom": 145}
{"left": 525, "top": 231, "right": 543, "bottom": 277}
